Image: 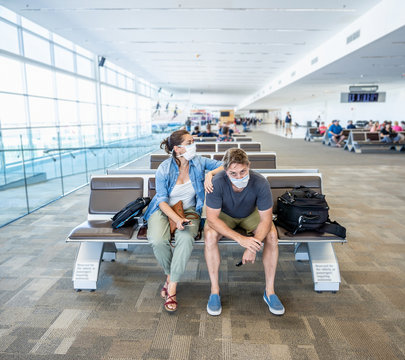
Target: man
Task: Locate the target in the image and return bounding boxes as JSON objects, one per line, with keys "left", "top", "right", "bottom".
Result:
{"left": 347, "top": 120, "right": 356, "bottom": 129}
{"left": 185, "top": 118, "right": 192, "bottom": 132}
{"left": 204, "top": 148, "right": 284, "bottom": 316}
{"left": 285, "top": 112, "right": 292, "bottom": 137}
{"left": 200, "top": 124, "right": 218, "bottom": 138}
{"left": 328, "top": 119, "right": 345, "bottom": 147}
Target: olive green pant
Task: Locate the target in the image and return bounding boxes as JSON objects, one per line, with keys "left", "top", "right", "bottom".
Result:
{"left": 218, "top": 209, "right": 260, "bottom": 234}
{"left": 147, "top": 207, "right": 200, "bottom": 283}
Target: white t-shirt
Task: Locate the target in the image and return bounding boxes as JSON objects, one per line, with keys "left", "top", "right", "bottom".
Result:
{"left": 169, "top": 180, "right": 196, "bottom": 210}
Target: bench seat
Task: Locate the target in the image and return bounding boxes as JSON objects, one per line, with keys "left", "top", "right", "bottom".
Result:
{"left": 275, "top": 225, "right": 344, "bottom": 242}
{"left": 67, "top": 222, "right": 346, "bottom": 244}
{"left": 68, "top": 220, "right": 136, "bottom": 240}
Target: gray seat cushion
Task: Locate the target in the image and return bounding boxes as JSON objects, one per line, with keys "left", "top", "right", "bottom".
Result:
{"left": 68, "top": 220, "right": 134, "bottom": 240}
{"left": 276, "top": 225, "right": 344, "bottom": 241}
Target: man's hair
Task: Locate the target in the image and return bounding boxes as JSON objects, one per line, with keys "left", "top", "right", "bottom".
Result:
{"left": 222, "top": 148, "right": 250, "bottom": 170}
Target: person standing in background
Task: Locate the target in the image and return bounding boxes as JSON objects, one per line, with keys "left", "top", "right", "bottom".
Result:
{"left": 285, "top": 112, "right": 292, "bottom": 137}
{"left": 314, "top": 116, "right": 321, "bottom": 128}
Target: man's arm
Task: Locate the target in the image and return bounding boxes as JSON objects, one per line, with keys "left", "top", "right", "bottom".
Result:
{"left": 206, "top": 206, "right": 262, "bottom": 254}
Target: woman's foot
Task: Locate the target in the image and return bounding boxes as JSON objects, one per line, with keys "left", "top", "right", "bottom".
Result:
{"left": 164, "top": 293, "right": 177, "bottom": 312}
{"left": 164, "top": 282, "right": 177, "bottom": 312}
{"left": 160, "top": 280, "right": 169, "bottom": 299}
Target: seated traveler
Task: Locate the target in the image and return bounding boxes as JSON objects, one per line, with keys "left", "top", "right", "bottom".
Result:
{"left": 204, "top": 148, "right": 285, "bottom": 316}
{"left": 370, "top": 121, "right": 380, "bottom": 132}
{"left": 200, "top": 124, "right": 218, "bottom": 137}
{"left": 144, "top": 130, "right": 223, "bottom": 312}
{"left": 365, "top": 120, "right": 374, "bottom": 130}
{"left": 217, "top": 126, "right": 233, "bottom": 142}
{"left": 328, "top": 120, "right": 345, "bottom": 147}
{"left": 392, "top": 121, "right": 403, "bottom": 132}
{"left": 191, "top": 126, "right": 201, "bottom": 136}
{"left": 318, "top": 122, "right": 327, "bottom": 135}
{"left": 347, "top": 120, "right": 356, "bottom": 129}
{"left": 380, "top": 123, "right": 404, "bottom": 144}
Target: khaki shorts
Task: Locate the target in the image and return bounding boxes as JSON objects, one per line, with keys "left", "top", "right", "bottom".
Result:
{"left": 218, "top": 209, "right": 260, "bottom": 235}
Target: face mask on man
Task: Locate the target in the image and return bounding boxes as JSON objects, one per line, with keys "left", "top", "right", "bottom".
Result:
{"left": 178, "top": 143, "right": 196, "bottom": 161}
{"left": 229, "top": 173, "right": 250, "bottom": 189}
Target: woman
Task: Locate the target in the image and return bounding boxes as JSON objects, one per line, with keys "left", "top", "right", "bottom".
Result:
{"left": 392, "top": 121, "right": 403, "bottom": 132}
{"left": 143, "top": 130, "right": 223, "bottom": 312}
{"left": 318, "top": 122, "right": 327, "bottom": 135}
{"left": 370, "top": 121, "right": 379, "bottom": 132}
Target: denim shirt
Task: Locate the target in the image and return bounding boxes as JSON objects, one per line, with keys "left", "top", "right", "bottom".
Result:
{"left": 144, "top": 155, "right": 223, "bottom": 221}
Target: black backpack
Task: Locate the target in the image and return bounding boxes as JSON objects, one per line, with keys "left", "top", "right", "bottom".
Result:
{"left": 111, "top": 197, "right": 151, "bottom": 229}
{"left": 275, "top": 186, "right": 346, "bottom": 238}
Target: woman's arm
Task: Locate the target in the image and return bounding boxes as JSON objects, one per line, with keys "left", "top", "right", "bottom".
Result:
{"left": 158, "top": 201, "right": 189, "bottom": 230}
{"left": 205, "top": 166, "right": 224, "bottom": 193}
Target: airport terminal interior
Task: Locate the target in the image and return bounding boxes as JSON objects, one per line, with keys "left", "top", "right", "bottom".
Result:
{"left": 0, "top": 1, "right": 404, "bottom": 359}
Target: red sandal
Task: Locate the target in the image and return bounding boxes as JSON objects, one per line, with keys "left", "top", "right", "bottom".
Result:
{"left": 164, "top": 293, "right": 177, "bottom": 312}
{"left": 160, "top": 281, "right": 169, "bottom": 299}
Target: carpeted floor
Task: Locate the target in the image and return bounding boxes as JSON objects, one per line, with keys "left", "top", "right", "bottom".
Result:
{"left": 0, "top": 129, "right": 404, "bottom": 360}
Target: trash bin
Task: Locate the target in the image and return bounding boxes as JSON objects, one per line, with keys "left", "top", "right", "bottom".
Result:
{"left": 307, "top": 121, "right": 312, "bottom": 127}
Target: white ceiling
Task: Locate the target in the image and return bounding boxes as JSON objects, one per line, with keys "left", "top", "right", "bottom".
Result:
{"left": 1, "top": 0, "right": 384, "bottom": 106}
{"left": 248, "top": 25, "right": 405, "bottom": 109}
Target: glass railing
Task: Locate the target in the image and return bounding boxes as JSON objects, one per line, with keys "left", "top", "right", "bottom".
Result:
{"left": 0, "top": 132, "right": 176, "bottom": 227}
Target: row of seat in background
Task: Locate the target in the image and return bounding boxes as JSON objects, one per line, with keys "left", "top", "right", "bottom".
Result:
{"left": 305, "top": 127, "right": 405, "bottom": 153}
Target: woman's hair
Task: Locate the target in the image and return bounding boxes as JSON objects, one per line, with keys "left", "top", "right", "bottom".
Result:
{"left": 394, "top": 121, "right": 399, "bottom": 126}
{"left": 194, "top": 126, "right": 199, "bottom": 132}
{"left": 160, "top": 129, "right": 189, "bottom": 166}
{"left": 222, "top": 126, "right": 229, "bottom": 136}
{"left": 222, "top": 148, "right": 250, "bottom": 170}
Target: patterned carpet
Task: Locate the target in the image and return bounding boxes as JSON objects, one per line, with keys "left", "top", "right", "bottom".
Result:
{"left": 0, "top": 129, "right": 404, "bottom": 360}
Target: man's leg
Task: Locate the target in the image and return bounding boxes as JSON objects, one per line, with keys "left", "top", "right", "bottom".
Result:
{"left": 204, "top": 223, "right": 223, "bottom": 316}
{"left": 262, "top": 223, "right": 285, "bottom": 315}
{"left": 263, "top": 225, "right": 279, "bottom": 296}
{"left": 204, "top": 223, "right": 222, "bottom": 295}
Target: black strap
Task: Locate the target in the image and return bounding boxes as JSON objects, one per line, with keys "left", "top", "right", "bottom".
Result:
{"left": 319, "top": 220, "right": 346, "bottom": 238}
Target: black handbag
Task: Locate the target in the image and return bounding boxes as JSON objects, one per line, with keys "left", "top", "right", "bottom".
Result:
{"left": 275, "top": 186, "right": 346, "bottom": 238}
{"left": 111, "top": 197, "right": 151, "bottom": 229}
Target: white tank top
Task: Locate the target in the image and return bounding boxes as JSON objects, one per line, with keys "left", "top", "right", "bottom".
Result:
{"left": 169, "top": 180, "right": 196, "bottom": 210}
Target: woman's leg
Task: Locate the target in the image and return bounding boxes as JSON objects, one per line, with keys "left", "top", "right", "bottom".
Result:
{"left": 147, "top": 209, "right": 172, "bottom": 277}
{"left": 170, "top": 209, "right": 200, "bottom": 283}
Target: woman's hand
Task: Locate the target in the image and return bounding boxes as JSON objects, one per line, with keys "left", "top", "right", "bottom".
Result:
{"left": 176, "top": 218, "right": 190, "bottom": 230}
{"left": 204, "top": 172, "right": 214, "bottom": 193}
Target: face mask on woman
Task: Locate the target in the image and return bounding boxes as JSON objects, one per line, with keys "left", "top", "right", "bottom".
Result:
{"left": 229, "top": 173, "right": 249, "bottom": 189}
{"left": 178, "top": 143, "right": 196, "bottom": 161}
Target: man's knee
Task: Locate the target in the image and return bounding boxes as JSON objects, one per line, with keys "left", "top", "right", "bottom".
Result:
{"left": 204, "top": 225, "right": 220, "bottom": 248}
{"left": 264, "top": 226, "right": 278, "bottom": 247}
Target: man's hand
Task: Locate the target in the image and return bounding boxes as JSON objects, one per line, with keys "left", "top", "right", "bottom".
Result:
{"left": 238, "top": 236, "right": 262, "bottom": 253}
{"left": 204, "top": 172, "right": 214, "bottom": 193}
{"left": 242, "top": 249, "right": 256, "bottom": 264}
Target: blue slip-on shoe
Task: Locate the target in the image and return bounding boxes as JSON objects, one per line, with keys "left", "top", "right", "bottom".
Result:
{"left": 263, "top": 292, "right": 285, "bottom": 316}
{"left": 207, "top": 294, "right": 222, "bottom": 316}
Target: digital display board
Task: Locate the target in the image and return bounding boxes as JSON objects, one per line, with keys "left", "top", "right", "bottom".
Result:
{"left": 348, "top": 93, "right": 379, "bottom": 102}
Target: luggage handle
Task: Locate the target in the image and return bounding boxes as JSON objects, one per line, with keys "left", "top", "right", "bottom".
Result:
{"left": 298, "top": 214, "right": 320, "bottom": 223}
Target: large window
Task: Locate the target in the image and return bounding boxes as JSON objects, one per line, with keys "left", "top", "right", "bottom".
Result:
{"left": 0, "top": 5, "right": 161, "bottom": 227}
